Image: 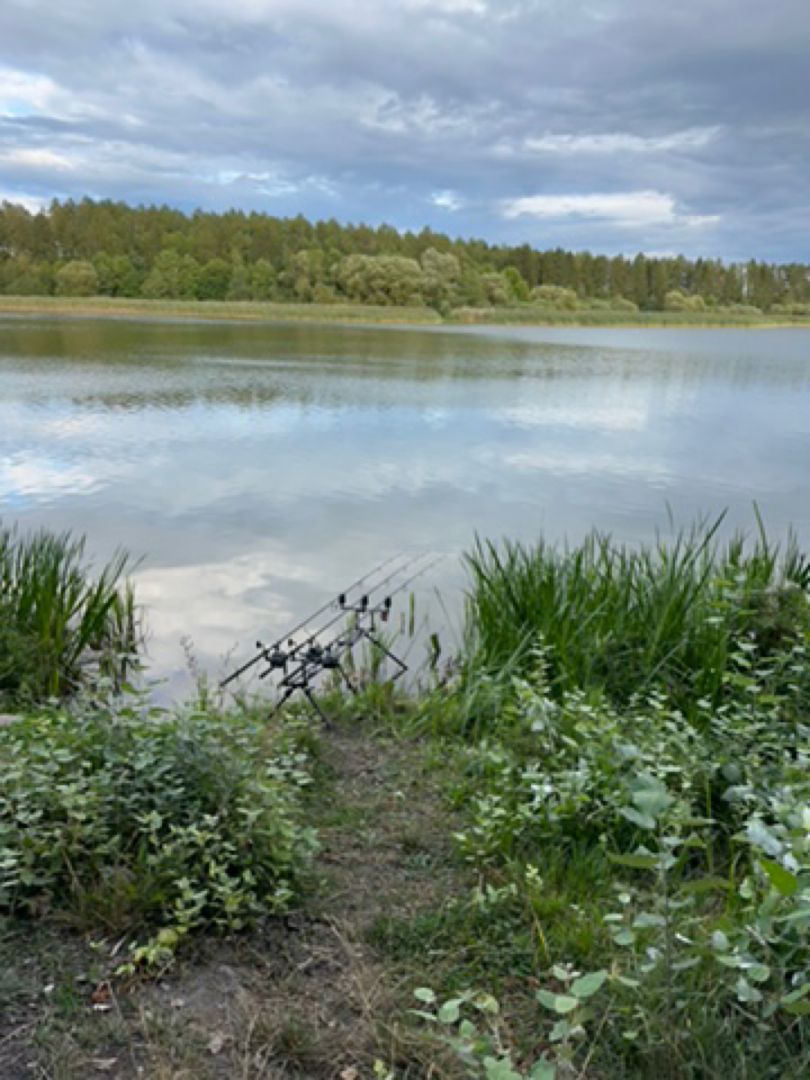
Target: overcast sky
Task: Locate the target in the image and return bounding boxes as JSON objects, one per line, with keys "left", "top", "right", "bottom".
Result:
{"left": 1, "top": 0, "right": 808, "bottom": 261}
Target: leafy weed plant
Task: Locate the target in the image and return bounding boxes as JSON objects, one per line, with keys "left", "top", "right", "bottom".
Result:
{"left": 0, "top": 690, "right": 318, "bottom": 971}
{"left": 426, "top": 647, "right": 809, "bottom": 1076}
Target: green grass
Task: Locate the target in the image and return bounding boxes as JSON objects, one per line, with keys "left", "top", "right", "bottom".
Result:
{"left": 2, "top": 522, "right": 808, "bottom": 1078}
{"left": 450, "top": 304, "right": 810, "bottom": 327}
{"left": 3, "top": 294, "right": 809, "bottom": 328}
{"left": 459, "top": 517, "right": 810, "bottom": 726}
{"left": 393, "top": 521, "right": 810, "bottom": 1078}
{"left": 0, "top": 294, "right": 442, "bottom": 324}
{"left": 0, "top": 523, "right": 139, "bottom": 707}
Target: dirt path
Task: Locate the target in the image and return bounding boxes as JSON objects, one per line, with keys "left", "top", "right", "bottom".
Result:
{"left": 0, "top": 723, "right": 463, "bottom": 1079}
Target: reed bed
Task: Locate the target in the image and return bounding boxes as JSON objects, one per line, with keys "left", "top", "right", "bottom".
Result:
{"left": 0, "top": 524, "right": 139, "bottom": 706}
{"left": 463, "top": 517, "right": 810, "bottom": 716}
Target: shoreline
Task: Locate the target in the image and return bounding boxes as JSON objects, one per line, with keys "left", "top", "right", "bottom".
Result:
{"left": 1, "top": 294, "right": 808, "bottom": 331}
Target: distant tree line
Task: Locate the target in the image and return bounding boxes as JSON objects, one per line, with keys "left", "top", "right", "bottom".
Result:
{"left": 1, "top": 198, "right": 809, "bottom": 314}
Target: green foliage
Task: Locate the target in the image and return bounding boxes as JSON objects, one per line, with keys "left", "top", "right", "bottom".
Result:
{"left": 55, "top": 259, "right": 99, "bottom": 297}
{"left": 0, "top": 523, "right": 139, "bottom": 707}
{"left": 402, "top": 524, "right": 810, "bottom": 1075}
{"left": 1, "top": 254, "right": 53, "bottom": 295}
{"left": 481, "top": 272, "right": 512, "bottom": 306}
{"left": 93, "top": 252, "right": 141, "bottom": 297}
{"left": 421, "top": 247, "right": 462, "bottom": 309}
{"left": 502, "top": 266, "right": 530, "bottom": 302}
{"left": 412, "top": 986, "right": 556, "bottom": 1079}
{"left": 195, "top": 256, "right": 232, "bottom": 300}
{"left": 428, "top": 647, "right": 809, "bottom": 1074}
{"left": 610, "top": 295, "right": 639, "bottom": 312}
{"left": 0, "top": 697, "right": 317, "bottom": 968}
{"left": 665, "top": 289, "right": 706, "bottom": 312}
{"left": 141, "top": 249, "right": 200, "bottom": 299}
{"left": 462, "top": 520, "right": 810, "bottom": 724}
{"left": 250, "top": 257, "right": 276, "bottom": 299}
{"left": 336, "top": 253, "right": 425, "bottom": 305}
{"left": 530, "top": 284, "right": 579, "bottom": 310}
{"left": 3, "top": 198, "right": 810, "bottom": 313}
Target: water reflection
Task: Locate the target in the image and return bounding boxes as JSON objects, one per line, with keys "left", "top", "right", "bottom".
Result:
{"left": 1, "top": 317, "right": 809, "bottom": 695}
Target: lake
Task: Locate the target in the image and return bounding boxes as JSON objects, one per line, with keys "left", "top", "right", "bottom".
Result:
{"left": 1, "top": 317, "right": 809, "bottom": 696}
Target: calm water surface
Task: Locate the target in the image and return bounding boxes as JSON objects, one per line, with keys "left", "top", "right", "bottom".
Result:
{"left": 1, "top": 317, "right": 809, "bottom": 695}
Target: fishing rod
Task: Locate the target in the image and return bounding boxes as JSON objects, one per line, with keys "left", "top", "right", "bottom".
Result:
{"left": 220, "top": 551, "right": 407, "bottom": 688}
{"left": 265, "top": 553, "right": 445, "bottom": 721}
{"left": 288, "top": 552, "right": 443, "bottom": 666}
{"left": 255, "top": 551, "right": 436, "bottom": 683}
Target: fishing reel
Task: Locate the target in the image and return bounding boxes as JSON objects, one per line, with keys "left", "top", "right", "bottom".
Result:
{"left": 256, "top": 640, "right": 290, "bottom": 679}
{"left": 220, "top": 552, "right": 442, "bottom": 718}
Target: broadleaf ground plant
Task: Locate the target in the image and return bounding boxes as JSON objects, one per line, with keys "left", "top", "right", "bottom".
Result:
{"left": 411, "top": 525, "right": 809, "bottom": 1077}
{"left": 0, "top": 691, "right": 318, "bottom": 971}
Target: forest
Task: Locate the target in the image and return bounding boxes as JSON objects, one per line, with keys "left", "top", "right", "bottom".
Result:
{"left": 1, "top": 197, "right": 810, "bottom": 315}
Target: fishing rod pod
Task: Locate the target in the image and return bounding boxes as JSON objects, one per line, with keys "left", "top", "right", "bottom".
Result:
{"left": 219, "top": 551, "right": 413, "bottom": 689}
{"left": 220, "top": 552, "right": 443, "bottom": 723}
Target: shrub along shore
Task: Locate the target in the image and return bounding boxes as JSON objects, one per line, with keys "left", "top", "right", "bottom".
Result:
{"left": 1, "top": 522, "right": 808, "bottom": 1077}
{"left": 1, "top": 293, "right": 810, "bottom": 328}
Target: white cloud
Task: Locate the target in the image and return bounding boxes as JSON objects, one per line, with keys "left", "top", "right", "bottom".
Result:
{"left": 403, "top": 0, "right": 487, "bottom": 13}
{"left": 1, "top": 148, "right": 75, "bottom": 170}
{"left": 0, "top": 65, "right": 61, "bottom": 115}
{"left": 0, "top": 453, "right": 132, "bottom": 502}
{"left": 0, "top": 63, "right": 101, "bottom": 120}
{"left": 495, "top": 448, "right": 674, "bottom": 484}
{"left": 501, "top": 190, "right": 719, "bottom": 229}
{"left": 521, "top": 127, "right": 720, "bottom": 156}
{"left": 360, "top": 89, "right": 497, "bottom": 141}
{"left": 429, "top": 189, "right": 463, "bottom": 211}
{"left": 494, "top": 397, "right": 651, "bottom": 433}
{"left": 0, "top": 189, "right": 50, "bottom": 211}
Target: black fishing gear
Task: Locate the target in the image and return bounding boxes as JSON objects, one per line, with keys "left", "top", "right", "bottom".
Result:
{"left": 220, "top": 552, "right": 441, "bottom": 723}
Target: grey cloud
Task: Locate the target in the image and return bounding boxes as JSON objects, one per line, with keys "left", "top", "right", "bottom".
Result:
{"left": 0, "top": 1, "right": 809, "bottom": 258}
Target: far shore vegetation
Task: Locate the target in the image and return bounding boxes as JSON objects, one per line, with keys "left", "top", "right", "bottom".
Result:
{"left": 1, "top": 292, "right": 808, "bottom": 329}
{"left": 2, "top": 199, "right": 810, "bottom": 329}
{"left": 2, "top": 519, "right": 809, "bottom": 1077}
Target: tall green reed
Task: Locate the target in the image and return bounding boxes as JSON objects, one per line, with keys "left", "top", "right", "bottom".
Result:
{"left": 462, "top": 517, "right": 810, "bottom": 723}
{"left": 0, "top": 523, "right": 139, "bottom": 706}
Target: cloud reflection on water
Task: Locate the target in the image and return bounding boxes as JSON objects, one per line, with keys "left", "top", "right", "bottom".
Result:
{"left": 2, "top": 320, "right": 810, "bottom": 696}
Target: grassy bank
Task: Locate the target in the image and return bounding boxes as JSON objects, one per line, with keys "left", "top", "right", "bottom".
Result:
{"left": 2, "top": 524, "right": 808, "bottom": 1077}
{"left": 396, "top": 524, "right": 810, "bottom": 1077}
{"left": 450, "top": 304, "right": 810, "bottom": 328}
{"left": 2, "top": 294, "right": 809, "bottom": 328}
{"left": 0, "top": 295, "right": 443, "bottom": 325}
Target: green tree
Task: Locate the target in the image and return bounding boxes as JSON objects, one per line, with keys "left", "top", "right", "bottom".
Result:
{"left": 141, "top": 250, "right": 200, "bottom": 299}
{"left": 227, "top": 255, "right": 251, "bottom": 300}
{"left": 196, "top": 258, "right": 232, "bottom": 301}
{"left": 250, "top": 259, "right": 276, "bottom": 300}
{"left": 0, "top": 196, "right": 808, "bottom": 317}
{"left": 55, "top": 260, "right": 99, "bottom": 297}
{"left": 336, "top": 254, "right": 424, "bottom": 306}
{"left": 93, "top": 253, "right": 140, "bottom": 297}
{"left": 421, "top": 247, "right": 461, "bottom": 310}
{"left": 481, "top": 272, "right": 510, "bottom": 306}
{"left": 531, "top": 284, "right": 578, "bottom": 310}
{"left": 503, "top": 266, "right": 530, "bottom": 302}
{"left": 1, "top": 255, "right": 53, "bottom": 295}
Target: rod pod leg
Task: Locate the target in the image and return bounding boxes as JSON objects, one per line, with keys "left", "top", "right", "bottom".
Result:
{"left": 303, "top": 686, "right": 333, "bottom": 729}
{"left": 365, "top": 632, "right": 408, "bottom": 681}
